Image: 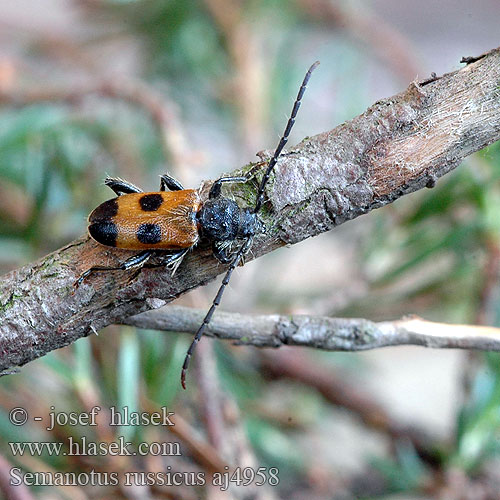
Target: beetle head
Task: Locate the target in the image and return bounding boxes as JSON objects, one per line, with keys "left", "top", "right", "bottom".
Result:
{"left": 197, "top": 199, "right": 263, "bottom": 241}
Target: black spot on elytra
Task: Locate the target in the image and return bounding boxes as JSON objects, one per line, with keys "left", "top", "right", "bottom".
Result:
{"left": 137, "top": 223, "right": 162, "bottom": 244}
{"left": 139, "top": 193, "right": 163, "bottom": 211}
{"left": 89, "top": 198, "right": 119, "bottom": 222}
{"left": 88, "top": 221, "right": 118, "bottom": 247}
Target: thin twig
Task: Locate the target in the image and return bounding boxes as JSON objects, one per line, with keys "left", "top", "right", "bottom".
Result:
{"left": 196, "top": 340, "right": 226, "bottom": 452}
{"left": 475, "top": 238, "right": 500, "bottom": 326}
{"left": 141, "top": 397, "right": 228, "bottom": 473}
{"left": 297, "top": 0, "right": 421, "bottom": 81}
{"left": 203, "top": 0, "right": 266, "bottom": 155}
{"left": 122, "top": 306, "right": 500, "bottom": 353}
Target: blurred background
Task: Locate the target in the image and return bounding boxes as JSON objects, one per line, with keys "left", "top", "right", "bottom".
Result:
{"left": 0, "top": 1, "right": 500, "bottom": 499}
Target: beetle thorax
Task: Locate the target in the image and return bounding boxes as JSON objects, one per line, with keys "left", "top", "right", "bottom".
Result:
{"left": 196, "top": 198, "right": 260, "bottom": 241}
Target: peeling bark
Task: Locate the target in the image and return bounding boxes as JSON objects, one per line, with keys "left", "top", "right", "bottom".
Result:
{"left": 1, "top": 47, "right": 500, "bottom": 373}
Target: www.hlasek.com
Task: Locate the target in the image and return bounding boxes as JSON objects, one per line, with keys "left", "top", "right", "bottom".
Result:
{"left": 9, "top": 436, "right": 181, "bottom": 457}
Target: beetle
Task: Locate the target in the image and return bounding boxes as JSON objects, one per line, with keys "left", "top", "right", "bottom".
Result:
{"left": 75, "top": 61, "right": 319, "bottom": 389}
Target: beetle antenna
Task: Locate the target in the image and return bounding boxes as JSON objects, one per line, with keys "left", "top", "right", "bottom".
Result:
{"left": 181, "top": 237, "right": 253, "bottom": 389}
{"left": 181, "top": 62, "right": 319, "bottom": 389}
{"left": 253, "top": 61, "right": 320, "bottom": 214}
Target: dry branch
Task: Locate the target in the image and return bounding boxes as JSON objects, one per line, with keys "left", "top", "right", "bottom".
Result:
{"left": 1, "top": 48, "right": 500, "bottom": 374}
{"left": 122, "top": 306, "right": 500, "bottom": 352}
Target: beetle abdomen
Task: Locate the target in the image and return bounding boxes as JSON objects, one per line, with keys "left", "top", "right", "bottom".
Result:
{"left": 88, "top": 190, "right": 202, "bottom": 250}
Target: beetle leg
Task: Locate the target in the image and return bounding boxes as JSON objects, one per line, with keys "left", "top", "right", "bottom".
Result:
{"left": 74, "top": 250, "right": 152, "bottom": 288}
{"left": 209, "top": 176, "right": 248, "bottom": 199}
{"left": 160, "top": 174, "right": 184, "bottom": 191}
{"left": 213, "top": 241, "right": 246, "bottom": 267}
{"left": 122, "top": 248, "right": 190, "bottom": 285}
{"left": 212, "top": 241, "right": 232, "bottom": 264}
{"left": 143, "top": 248, "right": 190, "bottom": 275}
{"left": 105, "top": 177, "right": 143, "bottom": 196}
{"left": 167, "top": 248, "right": 189, "bottom": 275}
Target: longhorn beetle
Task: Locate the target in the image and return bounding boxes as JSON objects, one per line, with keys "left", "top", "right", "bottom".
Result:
{"left": 75, "top": 61, "right": 320, "bottom": 389}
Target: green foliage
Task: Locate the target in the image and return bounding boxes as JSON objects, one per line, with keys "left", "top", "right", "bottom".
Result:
{"left": 454, "top": 352, "right": 500, "bottom": 470}
{"left": 371, "top": 441, "right": 428, "bottom": 495}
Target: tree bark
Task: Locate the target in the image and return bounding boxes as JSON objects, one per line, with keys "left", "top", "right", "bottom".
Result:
{"left": 1, "top": 47, "right": 500, "bottom": 374}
